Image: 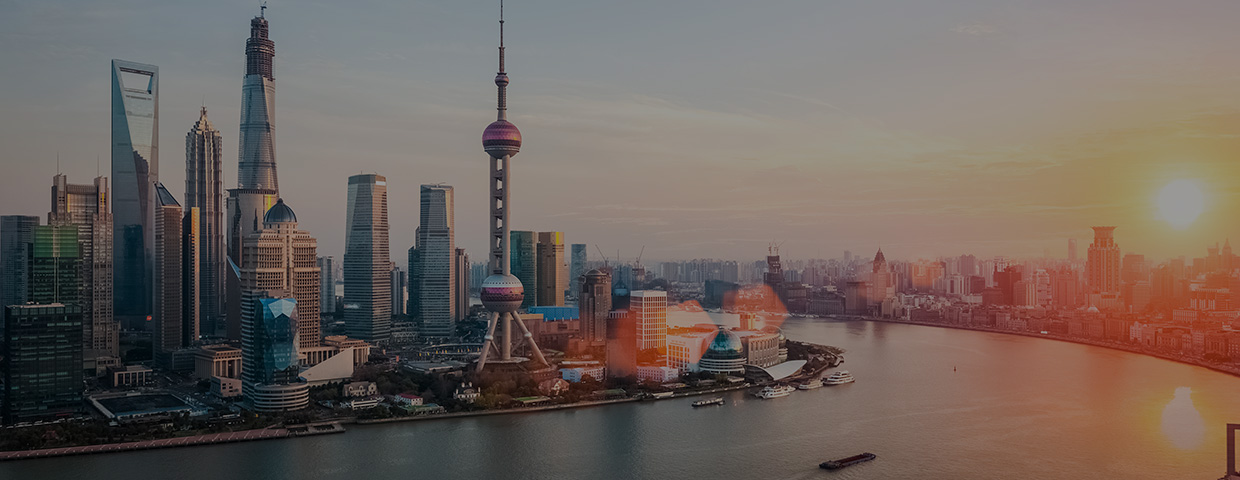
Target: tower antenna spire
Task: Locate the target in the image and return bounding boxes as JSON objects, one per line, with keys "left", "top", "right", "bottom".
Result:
{"left": 260, "top": 2, "right": 267, "bottom": 18}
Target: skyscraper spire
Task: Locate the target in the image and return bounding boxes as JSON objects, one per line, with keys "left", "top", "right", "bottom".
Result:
{"left": 495, "top": 0, "right": 508, "bottom": 121}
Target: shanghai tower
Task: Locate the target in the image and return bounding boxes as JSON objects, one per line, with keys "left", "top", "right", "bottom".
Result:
{"left": 225, "top": 9, "right": 280, "bottom": 339}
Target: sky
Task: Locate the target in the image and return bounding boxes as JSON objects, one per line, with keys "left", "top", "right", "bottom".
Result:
{"left": 2, "top": 0, "right": 1239, "bottom": 264}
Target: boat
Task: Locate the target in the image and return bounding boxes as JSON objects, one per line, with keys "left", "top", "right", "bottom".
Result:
{"left": 823, "top": 371, "right": 855, "bottom": 385}
{"left": 754, "top": 385, "right": 795, "bottom": 399}
{"left": 819, "top": 452, "right": 876, "bottom": 470}
{"left": 796, "top": 381, "right": 823, "bottom": 390}
{"left": 692, "top": 397, "right": 725, "bottom": 407}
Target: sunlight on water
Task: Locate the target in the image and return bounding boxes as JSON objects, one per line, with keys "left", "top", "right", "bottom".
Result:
{"left": 1161, "top": 387, "right": 1205, "bottom": 450}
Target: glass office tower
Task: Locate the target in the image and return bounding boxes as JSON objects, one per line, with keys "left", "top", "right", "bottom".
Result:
{"left": 111, "top": 59, "right": 158, "bottom": 329}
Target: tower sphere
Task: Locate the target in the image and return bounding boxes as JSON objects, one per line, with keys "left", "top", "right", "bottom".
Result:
{"left": 495, "top": 73, "right": 509, "bottom": 87}
{"left": 483, "top": 120, "right": 522, "bottom": 157}
{"left": 480, "top": 273, "right": 524, "bottom": 313}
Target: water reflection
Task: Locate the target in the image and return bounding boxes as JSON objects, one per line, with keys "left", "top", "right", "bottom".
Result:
{"left": 1160, "top": 387, "right": 1205, "bottom": 450}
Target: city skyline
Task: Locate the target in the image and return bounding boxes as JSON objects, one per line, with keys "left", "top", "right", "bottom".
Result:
{"left": 4, "top": 2, "right": 1239, "bottom": 263}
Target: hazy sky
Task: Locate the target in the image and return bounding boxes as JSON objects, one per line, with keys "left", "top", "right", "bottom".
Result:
{"left": 3, "top": 0, "right": 1239, "bottom": 264}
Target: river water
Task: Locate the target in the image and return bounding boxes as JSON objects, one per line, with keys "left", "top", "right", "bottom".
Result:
{"left": 3, "top": 316, "right": 1234, "bottom": 479}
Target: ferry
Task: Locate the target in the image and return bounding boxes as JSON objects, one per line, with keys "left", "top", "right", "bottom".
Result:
{"left": 796, "top": 380, "right": 823, "bottom": 390}
{"left": 823, "top": 371, "right": 855, "bottom": 385}
{"left": 755, "top": 385, "right": 795, "bottom": 399}
{"left": 819, "top": 452, "right": 876, "bottom": 470}
{"left": 692, "top": 397, "right": 725, "bottom": 407}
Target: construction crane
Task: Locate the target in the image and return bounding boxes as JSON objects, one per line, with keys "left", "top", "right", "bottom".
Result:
{"left": 595, "top": 245, "right": 610, "bottom": 268}
{"left": 634, "top": 245, "right": 645, "bottom": 266}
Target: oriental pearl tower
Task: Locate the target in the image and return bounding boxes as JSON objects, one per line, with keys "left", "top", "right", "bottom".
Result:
{"left": 476, "top": 1, "right": 548, "bottom": 372}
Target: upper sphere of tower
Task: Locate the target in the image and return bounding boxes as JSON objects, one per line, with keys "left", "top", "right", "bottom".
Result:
{"left": 495, "top": 73, "right": 509, "bottom": 87}
{"left": 483, "top": 120, "right": 522, "bottom": 157}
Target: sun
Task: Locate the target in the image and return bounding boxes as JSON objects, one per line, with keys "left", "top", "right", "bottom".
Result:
{"left": 1156, "top": 179, "right": 1205, "bottom": 230}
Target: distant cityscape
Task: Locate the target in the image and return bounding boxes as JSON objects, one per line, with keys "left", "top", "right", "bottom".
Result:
{"left": 2, "top": 6, "right": 1239, "bottom": 473}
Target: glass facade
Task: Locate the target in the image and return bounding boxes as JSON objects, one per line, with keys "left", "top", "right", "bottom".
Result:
{"left": 2, "top": 304, "right": 84, "bottom": 423}
{"left": 416, "top": 184, "right": 454, "bottom": 338}
{"left": 111, "top": 59, "right": 158, "bottom": 329}
{"left": 344, "top": 174, "right": 391, "bottom": 344}
{"left": 509, "top": 230, "right": 537, "bottom": 309}
{"left": 243, "top": 295, "right": 299, "bottom": 386}
{"left": 29, "top": 225, "right": 81, "bottom": 305}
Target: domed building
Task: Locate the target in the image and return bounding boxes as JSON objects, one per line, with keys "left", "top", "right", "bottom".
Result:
{"left": 698, "top": 326, "right": 746, "bottom": 375}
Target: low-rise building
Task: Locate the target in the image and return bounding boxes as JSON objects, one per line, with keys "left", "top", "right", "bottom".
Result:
{"left": 211, "top": 376, "right": 242, "bottom": 399}
{"left": 194, "top": 344, "right": 242, "bottom": 380}
{"left": 108, "top": 365, "right": 153, "bottom": 387}
{"left": 560, "top": 366, "right": 605, "bottom": 383}
{"left": 343, "top": 381, "right": 378, "bottom": 398}
{"left": 636, "top": 365, "right": 678, "bottom": 384}
{"left": 394, "top": 393, "right": 424, "bottom": 406}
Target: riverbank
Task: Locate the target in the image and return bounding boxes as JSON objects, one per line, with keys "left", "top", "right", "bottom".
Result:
{"left": 355, "top": 382, "right": 753, "bottom": 425}
{"left": 0, "top": 368, "right": 766, "bottom": 461}
{"left": 848, "top": 315, "right": 1240, "bottom": 379}
{"left": 0, "top": 422, "right": 345, "bottom": 461}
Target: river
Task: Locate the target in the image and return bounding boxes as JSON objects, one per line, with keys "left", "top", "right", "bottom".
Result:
{"left": 3, "top": 316, "right": 1234, "bottom": 479}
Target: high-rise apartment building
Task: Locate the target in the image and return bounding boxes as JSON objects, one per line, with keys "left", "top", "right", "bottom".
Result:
{"left": 344, "top": 174, "right": 390, "bottom": 345}
{"left": 579, "top": 269, "right": 611, "bottom": 344}
{"left": 1087, "top": 227, "right": 1121, "bottom": 294}
{"left": 415, "top": 184, "right": 455, "bottom": 338}
{"left": 632, "top": 290, "right": 667, "bottom": 351}
{"left": 317, "top": 256, "right": 336, "bottom": 317}
{"left": 510, "top": 230, "right": 537, "bottom": 309}
{"left": 536, "top": 232, "right": 566, "bottom": 306}
{"left": 569, "top": 244, "right": 587, "bottom": 300}
{"left": 182, "top": 206, "right": 201, "bottom": 346}
{"left": 2, "top": 304, "right": 83, "bottom": 424}
{"left": 49, "top": 175, "right": 115, "bottom": 360}
{"left": 390, "top": 265, "right": 405, "bottom": 316}
{"left": 185, "top": 107, "right": 224, "bottom": 337}
{"left": 240, "top": 200, "right": 320, "bottom": 351}
{"left": 111, "top": 59, "right": 158, "bottom": 330}
{"left": 153, "top": 184, "right": 189, "bottom": 365}
{"left": 454, "top": 248, "right": 470, "bottom": 322}
{"left": 0, "top": 216, "right": 40, "bottom": 312}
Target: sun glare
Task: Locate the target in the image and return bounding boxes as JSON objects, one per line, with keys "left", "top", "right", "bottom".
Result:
{"left": 1156, "top": 179, "right": 1205, "bottom": 230}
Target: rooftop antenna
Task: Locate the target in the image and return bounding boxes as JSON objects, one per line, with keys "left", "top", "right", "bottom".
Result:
{"left": 56, "top": 152, "right": 60, "bottom": 175}
{"left": 96, "top": 154, "right": 100, "bottom": 177}
{"left": 260, "top": 1, "right": 267, "bottom": 18}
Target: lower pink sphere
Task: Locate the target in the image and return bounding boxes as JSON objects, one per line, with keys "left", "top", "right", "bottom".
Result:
{"left": 480, "top": 274, "right": 524, "bottom": 313}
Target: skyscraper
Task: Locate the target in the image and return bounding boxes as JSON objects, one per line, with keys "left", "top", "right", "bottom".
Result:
{"left": 183, "top": 205, "right": 201, "bottom": 346}
{"left": 476, "top": 4, "right": 549, "bottom": 372}
{"left": 510, "top": 230, "right": 537, "bottom": 308}
{"left": 390, "top": 265, "right": 405, "bottom": 316}
{"left": 111, "top": 59, "right": 158, "bottom": 330}
{"left": 241, "top": 291, "right": 308, "bottom": 412}
{"left": 407, "top": 246, "right": 420, "bottom": 320}
{"left": 579, "top": 269, "right": 611, "bottom": 345}
{"left": 536, "top": 232, "right": 566, "bottom": 306}
{"left": 454, "top": 248, "right": 470, "bottom": 322}
{"left": 632, "top": 290, "right": 667, "bottom": 352}
{"left": 185, "top": 107, "right": 224, "bottom": 336}
{"left": 50, "top": 175, "right": 116, "bottom": 361}
{"left": 1068, "top": 238, "right": 1078, "bottom": 263}
{"left": 317, "top": 256, "right": 336, "bottom": 318}
{"left": 3, "top": 304, "right": 83, "bottom": 424}
{"left": 227, "top": 12, "right": 281, "bottom": 338}
{"left": 240, "top": 200, "right": 321, "bottom": 351}
{"left": 0, "top": 215, "right": 39, "bottom": 311}
{"left": 153, "top": 184, "right": 185, "bottom": 365}
{"left": 415, "top": 184, "right": 455, "bottom": 338}
{"left": 1087, "top": 227, "right": 1121, "bottom": 294}
{"left": 344, "top": 174, "right": 390, "bottom": 345}
{"left": 29, "top": 225, "right": 80, "bottom": 305}
{"left": 569, "top": 244, "right": 587, "bottom": 300}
